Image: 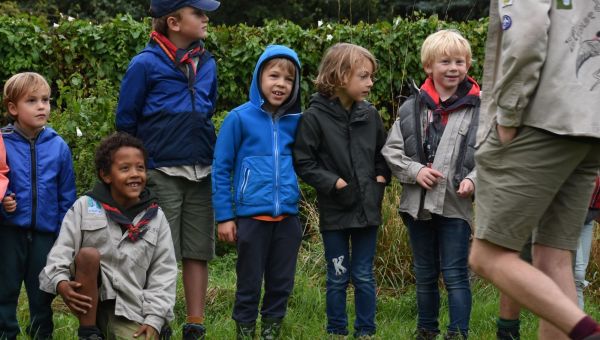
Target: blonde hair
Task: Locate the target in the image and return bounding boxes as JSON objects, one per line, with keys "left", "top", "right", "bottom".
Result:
{"left": 262, "top": 58, "right": 296, "bottom": 78}
{"left": 152, "top": 10, "right": 182, "bottom": 36}
{"left": 315, "top": 43, "right": 378, "bottom": 97}
{"left": 420, "top": 29, "right": 472, "bottom": 70}
{"left": 3, "top": 72, "right": 50, "bottom": 110}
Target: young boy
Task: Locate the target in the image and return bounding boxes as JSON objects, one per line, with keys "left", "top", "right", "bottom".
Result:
{"left": 470, "top": 1, "right": 600, "bottom": 339}
{"left": 0, "top": 72, "right": 76, "bottom": 339}
{"left": 212, "top": 45, "right": 303, "bottom": 339}
{"left": 116, "top": 0, "right": 220, "bottom": 338}
{"left": 39, "top": 132, "right": 177, "bottom": 340}
{"left": 382, "top": 30, "right": 480, "bottom": 339}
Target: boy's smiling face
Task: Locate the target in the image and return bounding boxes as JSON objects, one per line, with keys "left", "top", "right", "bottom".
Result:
{"left": 260, "top": 62, "right": 295, "bottom": 113}
{"left": 425, "top": 53, "right": 470, "bottom": 99}
{"left": 100, "top": 146, "right": 146, "bottom": 209}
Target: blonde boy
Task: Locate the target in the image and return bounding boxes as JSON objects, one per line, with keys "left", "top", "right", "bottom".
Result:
{"left": 115, "top": 0, "right": 220, "bottom": 339}
{"left": 382, "top": 30, "right": 480, "bottom": 339}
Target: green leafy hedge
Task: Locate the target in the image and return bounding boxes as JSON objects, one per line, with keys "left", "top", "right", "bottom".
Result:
{"left": 0, "top": 14, "right": 488, "bottom": 193}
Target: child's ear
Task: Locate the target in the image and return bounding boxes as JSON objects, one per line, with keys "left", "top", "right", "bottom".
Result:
{"left": 7, "top": 102, "right": 18, "bottom": 118}
{"left": 423, "top": 64, "right": 433, "bottom": 76}
{"left": 99, "top": 170, "right": 112, "bottom": 185}
{"left": 166, "top": 16, "right": 181, "bottom": 32}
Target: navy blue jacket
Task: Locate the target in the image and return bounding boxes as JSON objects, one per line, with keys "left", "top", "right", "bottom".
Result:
{"left": 212, "top": 45, "right": 302, "bottom": 222}
{"left": 116, "top": 40, "right": 218, "bottom": 168}
{"left": 0, "top": 126, "right": 76, "bottom": 233}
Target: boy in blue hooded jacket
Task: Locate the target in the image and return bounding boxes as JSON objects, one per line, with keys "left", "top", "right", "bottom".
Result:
{"left": 212, "top": 45, "right": 303, "bottom": 339}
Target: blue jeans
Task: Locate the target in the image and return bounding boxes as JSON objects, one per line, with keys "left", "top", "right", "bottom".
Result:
{"left": 575, "top": 219, "right": 595, "bottom": 309}
{"left": 402, "top": 214, "right": 471, "bottom": 337}
{"left": 321, "top": 226, "right": 378, "bottom": 337}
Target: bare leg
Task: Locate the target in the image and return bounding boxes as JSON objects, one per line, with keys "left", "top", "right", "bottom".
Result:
{"left": 183, "top": 258, "right": 208, "bottom": 319}
{"left": 74, "top": 247, "right": 101, "bottom": 326}
{"left": 469, "top": 239, "right": 585, "bottom": 336}
{"left": 533, "top": 244, "right": 577, "bottom": 340}
{"left": 499, "top": 293, "right": 521, "bottom": 320}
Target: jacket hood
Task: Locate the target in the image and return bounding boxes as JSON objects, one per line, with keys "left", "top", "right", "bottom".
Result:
{"left": 308, "top": 92, "right": 373, "bottom": 121}
{"left": 87, "top": 181, "right": 157, "bottom": 221}
{"left": 249, "top": 45, "right": 302, "bottom": 116}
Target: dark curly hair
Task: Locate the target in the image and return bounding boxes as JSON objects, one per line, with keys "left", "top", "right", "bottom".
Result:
{"left": 95, "top": 132, "right": 148, "bottom": 182}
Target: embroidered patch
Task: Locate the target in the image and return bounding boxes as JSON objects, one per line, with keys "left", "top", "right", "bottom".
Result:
{"left": 557, "top": 0, "right": 573, "bottom": 10}
{"left": 502, "top": 15, "right": 512, "bottom": 30}
{"left": 87, "top": 197, "right": 103, "bottom": 215}
{"left": 502, "top": 0, "right": 513, "bottom": 7}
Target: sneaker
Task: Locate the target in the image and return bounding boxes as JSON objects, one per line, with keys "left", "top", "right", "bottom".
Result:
{"left": 183, "top": 323, "right": 206, "bottom": 340}
{"left": 415, "top": 328, "right": 439, "bottom": 340}
{"left": 236, "top": 321, "right": 256, "bottom": 340}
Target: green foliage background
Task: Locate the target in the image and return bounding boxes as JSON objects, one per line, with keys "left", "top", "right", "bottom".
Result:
{"left": 0, "top": 14, "right": 488, "bottom": 194}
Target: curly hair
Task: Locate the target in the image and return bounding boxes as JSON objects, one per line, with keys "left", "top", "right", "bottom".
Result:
{"left": 95, "top": 132, "right": 148, "bottom": 181}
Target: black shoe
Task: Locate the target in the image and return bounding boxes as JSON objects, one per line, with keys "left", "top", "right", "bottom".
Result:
{"left": 497, "top": 326, "right": 519, "bottom": 340}
{"left": 261, "top": 317, "right": 282, "bottom": 340}
{"left": 444, "top": 330, "right": 467, "bottom": 340}
{"left": 415, "top": 328, "right": 439, "bottom": 340}
{"left": 183, "top": 323, "right": 206, "bottom": 340}
{"left": 236, "top": 321, "right": 256, "bottom": 340}
{"left": 77, "top": 326, "right": 103, "bottom": 340}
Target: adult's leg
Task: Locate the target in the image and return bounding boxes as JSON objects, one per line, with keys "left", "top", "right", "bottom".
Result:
{"left": 322, "top": 229, "right": 351, "bottom": 336}
{"left": 349, "top": 226, "right": 378, "bottom": 337}
{"left": 403, "top": 214, "right": 441, "bottom": 335}
{"left": 261, "top": 216, "right": 303, "bottom": 319}
{"left": 0, "top": 227, "right": 26, "bottom": 339}
{"left": 437, "top": 216, "right": 471, "bottom": 338}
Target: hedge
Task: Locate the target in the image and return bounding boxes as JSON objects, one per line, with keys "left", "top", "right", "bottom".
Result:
{"left": 0, "top": 14, "right": 488, "bottom": 193}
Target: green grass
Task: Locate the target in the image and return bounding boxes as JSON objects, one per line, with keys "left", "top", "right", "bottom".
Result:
{"left": 15, "top": 244, "right": 600, "bottom": 339}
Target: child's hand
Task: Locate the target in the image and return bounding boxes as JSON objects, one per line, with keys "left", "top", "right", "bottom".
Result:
{"left": 2, "top": 193, "right": 16, "bottom": 212}
{"left": 456, "top": 178, "right": 475, "bottom": 198}
{"left": 376, "top": 175, "right": 386, "bottom": 184}
{"left": 57, "top": 280, "right": 93, "bottom": 315}
{"left": 218, "top": 221, "right": 237, "bottom": 243}
{"left": 416, "top": 167, "right": 444, "bottom": 190}
{"left": 335, "top": 178, "right": 348, "bottom": 189}
{"left": 133, "top": 324, "right": 158, "bottom": 339}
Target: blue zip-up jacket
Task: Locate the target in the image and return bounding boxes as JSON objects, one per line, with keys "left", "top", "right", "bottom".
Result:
{"left": 212, "top": 45, "right": 302, "bottom": 222}
{"left": 0, "top": 125, "right": 76, "bottom": 233}
{"left": 116, "top": 39, "right": 218, "bottom": 168}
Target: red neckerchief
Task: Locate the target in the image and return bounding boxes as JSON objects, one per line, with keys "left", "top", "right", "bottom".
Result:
{"left": 150, "top": 31, "right": 204, "bottom": 76}
{"left": 101, "top": 202, "right": 159, "bottom": 242}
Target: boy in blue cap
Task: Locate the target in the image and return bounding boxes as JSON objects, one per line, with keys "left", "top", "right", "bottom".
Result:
{"left": 116, "top": 0, "right": 220, "bottom": 339}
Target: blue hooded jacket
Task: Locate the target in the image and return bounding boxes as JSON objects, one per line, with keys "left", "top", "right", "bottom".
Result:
{"left": 212, "top": 45, "right": 302, "bottom": 222}
{"left": 1, "top": 126, "right": 76, "bottom": 233}
{"left": 115, "top": 40, "right": 218, "bottom": 168}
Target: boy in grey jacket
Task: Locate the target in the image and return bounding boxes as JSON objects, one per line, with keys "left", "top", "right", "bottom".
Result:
{"left": 469, "top": 1, "right": 600, "bottom": 340}
{"left": 39, "top": 133, "right": 177, "bottom": 340}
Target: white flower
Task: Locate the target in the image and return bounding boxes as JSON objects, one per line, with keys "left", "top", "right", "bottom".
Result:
{"left": 53, "top": 23, "right": 59, "bottom": 28}
{"left": 327, "top": 24, "right": 332, "bottom": 29}
{"left": 76, "top": 127, "right": 83, "bottom": 137}
{"left": 326, "top": 34, "right": 333, "bottom": 41}
{"left": 318, "top": 20, "right": 323, "bottom": 27}
{"left": 67, "top": 16, "right": 75, "bottom": 22}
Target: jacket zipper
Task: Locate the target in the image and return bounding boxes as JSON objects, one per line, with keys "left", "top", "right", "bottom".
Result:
{"left": 272, "top": 118, "right": 281, "bottom": 216}
{"left": 29, "top": 137, "right": 38, "bottom": 232}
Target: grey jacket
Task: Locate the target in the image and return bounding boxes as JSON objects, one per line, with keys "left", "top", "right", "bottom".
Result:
{"left": 382, "top": 96, "right": 477, "bottom": 224}
{"left": 39, "top": 196, "right": 177, "bottom": 332}
{"left": 482, "top": 0, "right": 600, "bottom": 138}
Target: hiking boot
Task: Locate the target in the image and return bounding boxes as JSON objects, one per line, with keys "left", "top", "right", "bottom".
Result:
{"left": 236, "top": 321, "right": 256, "bottom": 340}
{"left": 183, "top": 323, "right": 206, "bottom": 340}
{"left": 260, "top": 318, "right": 282, "bottom": 340}
{"left": 497, "top": 326, "right": 519, "bottom": 340}
{"left": 444, "top": 330, "right": 467, "bottom": 339}
{"left": 415, "top": 328, "right": 439, "bottom": 340}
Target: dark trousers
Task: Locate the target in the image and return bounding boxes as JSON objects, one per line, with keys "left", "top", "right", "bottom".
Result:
{"left": 232, "top": 216, "right": 303, "bottom": 323}
{"left": 0, "top": 227, "right": 55, "bottom": 340}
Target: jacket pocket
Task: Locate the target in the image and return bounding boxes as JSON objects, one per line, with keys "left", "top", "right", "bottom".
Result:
{"left": 81, "top": 219, "right": 109, "bottom": 247}
{"left": 236, "top": 156, "right": 273, "bottom": 206}
{"left": 129, "top": 224, "right": 159, "bottom": 272}
{"left": 334, "top": 181, "right": 358, "bottom": 208}
{"left": 278, "top": 155, "right": 300, "bottom": 204}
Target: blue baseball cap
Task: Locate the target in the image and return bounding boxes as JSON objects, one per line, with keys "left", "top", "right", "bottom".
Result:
{"left": 150, "top": 0, "right": 221, "bottom": 18}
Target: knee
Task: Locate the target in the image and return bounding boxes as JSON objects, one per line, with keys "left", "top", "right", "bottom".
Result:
{"left": 327, "top": 271, "right": 350, "bottom": 289}
{"left": 75, "top": 247, "right": 101, "bottom": 273}
{"left": 441, "top": 267, "right": 470, "bottom": 289}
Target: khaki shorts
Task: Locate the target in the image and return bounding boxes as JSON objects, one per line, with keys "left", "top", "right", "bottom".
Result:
{"left": 147, "top": 170, "right": 215, "bottom": 261}
{"left": 97, "top": 300, "right": 141, "bottom": 340}
{"left": 474, "top": 125, "right": 600, "bottom": 251}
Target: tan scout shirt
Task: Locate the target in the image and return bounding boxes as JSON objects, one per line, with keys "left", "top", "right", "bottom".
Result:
{"left": 483, "top": 0, "right": 600, "bottom": 138}
{"left": 39, "top": 196, "right": 177, "bottom": 333}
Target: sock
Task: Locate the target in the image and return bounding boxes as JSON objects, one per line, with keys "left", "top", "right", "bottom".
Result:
{"left": 186, "top": 315, "right": 204, "bottom": 324}
{"left": 570, "top": 316, "right": 600, "bottom": 340}
{"left": 497, "top": 318, "right": 520, "bottom": 329}
{"left": 78, "top": 325, "right": 102, "bottom": 337}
